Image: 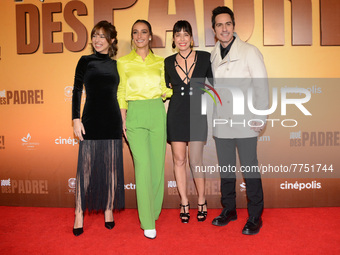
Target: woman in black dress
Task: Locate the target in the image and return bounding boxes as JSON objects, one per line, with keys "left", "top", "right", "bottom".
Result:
{"left": 165, "top": 20, "right": 213, "bottom": 223}
{"left": 72, "top": 21, "right": 124, "bottom": 236}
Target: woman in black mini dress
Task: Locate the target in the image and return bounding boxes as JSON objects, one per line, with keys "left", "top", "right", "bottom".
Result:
{"left": 165, "top": 20, "right": 213, "bottom": 223}
{"left": 72, "top": 21, "right": 124, "bottom": 236}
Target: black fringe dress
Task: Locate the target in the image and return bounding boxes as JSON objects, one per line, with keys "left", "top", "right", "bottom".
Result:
{"left": 72, "top": 52, "right": 124, "bottom": 213}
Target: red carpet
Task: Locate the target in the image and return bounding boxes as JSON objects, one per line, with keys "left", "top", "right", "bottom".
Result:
{"left": 0, "top": 206, "right": 339, "bottom": 254}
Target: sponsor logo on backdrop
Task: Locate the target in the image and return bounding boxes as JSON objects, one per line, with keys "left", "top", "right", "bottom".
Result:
{"left": 167, "top": 180, "right": 221, "bottom": 195}
{"left": 124, "top": 183, "right": 136, "bottom": 190}
{"left": 22, "top": 133, "right": 31, "bottom": 143}
{"left": 66, "top": 178, "right": 76, "bottom": 194}
{"left": 290, "top": 131, "right": 340, "bottom": 147}
{"left": 1, "top": 179, "right": 48, "bottom": 194}
{"left": 0, "top": 89, "right": 44, "bottom": 105}
{"left": 1, "top": 178, "right": 11, "bottom": 186}
{"left": 258, "top": 136, "right": 270, "bottom": 142}
{"left": 64, "top": 86, "right": 73, "bottom": 103}
{"left": 284, "top": 85, "right": 322, "bottom": 95}
{"left": 55, "top": 137, "right": 79, "bottom": 146}
{"left": 168, "top": 181, "right": 177, "bottom": 188}
{"left": 0, "top": 135, "right": 5, "bottom": 149}
{"left": 68, "top": 178, "right": 76, "bottom": 189}
{"left": 64, "top": 86, "right": 85, "bottom": 103}
{"left": 64, "top": 86, "right": 73, "bottom": 98}
{"left": 280, "top": 180, "right": 322, "bottom": 190}
{"left": 21, "top": 133, "right": 39, "bottom": 150}
{"left": 66, "top": 179, "right": 138, "bottom": 196}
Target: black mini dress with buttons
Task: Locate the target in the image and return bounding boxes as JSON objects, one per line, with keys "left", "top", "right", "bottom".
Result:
{"left": 165, "top": 51, "right": 213, "bottom": 142}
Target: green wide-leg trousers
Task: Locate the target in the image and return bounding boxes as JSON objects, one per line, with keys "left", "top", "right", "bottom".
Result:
{"left": 126, "top": 98, "right": 166, "bottom": 230}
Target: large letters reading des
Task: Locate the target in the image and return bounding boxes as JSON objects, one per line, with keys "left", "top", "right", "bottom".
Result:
{"left": 15, "top": 0, "right": 340, "bottom": 54}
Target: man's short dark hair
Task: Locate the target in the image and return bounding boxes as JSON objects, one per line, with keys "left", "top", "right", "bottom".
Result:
{"left": 211, "top": 6, "right": 235, "bottom": 29}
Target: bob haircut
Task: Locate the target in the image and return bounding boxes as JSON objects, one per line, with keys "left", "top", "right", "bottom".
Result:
{"left": 172, "top": 20, "right": 193, "bottom": 49}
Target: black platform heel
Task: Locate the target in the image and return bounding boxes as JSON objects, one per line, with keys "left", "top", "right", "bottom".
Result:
{"left": 180, "top": 203, "right": 190, "bottom": 223}
{"left": 197, "top": 200, "right": 207, "bottom": 222}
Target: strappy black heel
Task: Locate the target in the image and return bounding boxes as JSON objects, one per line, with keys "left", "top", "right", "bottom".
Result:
{"left": 197, "top": 201, "right": 207, "bottom": 222}
{"left": 180, "top": 203, "right": 190, "bottom": 223}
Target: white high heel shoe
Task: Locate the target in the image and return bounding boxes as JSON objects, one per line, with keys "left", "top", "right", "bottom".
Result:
{"left": 144, "top": 229, "right": 156, "bottom": 239}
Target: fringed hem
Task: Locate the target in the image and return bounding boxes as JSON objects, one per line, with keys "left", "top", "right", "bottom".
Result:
{"left": 75, "top": 139, "right": 125, "bottom": 213}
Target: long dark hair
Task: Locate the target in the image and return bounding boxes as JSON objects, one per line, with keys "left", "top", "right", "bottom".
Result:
{"left": 131, "top": 19, "right": 153, "bottom": 53}
{"left": 91, "top": 20, "right": 118, "bottom": 57}
{"left": 172, "top": 20, "right": 193, "bottom": 49}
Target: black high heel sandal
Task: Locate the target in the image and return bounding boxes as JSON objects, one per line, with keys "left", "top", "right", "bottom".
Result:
{"left": 180, "top": 203, "right": 190, "bottom": 223}
{"left": 197, "top": 201, "right": 207, "bottom": 222}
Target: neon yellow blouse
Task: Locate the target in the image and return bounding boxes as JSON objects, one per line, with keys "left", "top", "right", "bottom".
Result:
{"left": 117, "top": 49, "right": 173, "bottom": 109}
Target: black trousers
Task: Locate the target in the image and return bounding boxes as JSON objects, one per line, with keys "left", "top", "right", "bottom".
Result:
{"left": 214, "top": 137, "right": 264, "bottom": 218}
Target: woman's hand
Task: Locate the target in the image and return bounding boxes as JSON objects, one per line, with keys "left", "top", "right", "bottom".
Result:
{"left": 122, "top": 119, "right": 127, "bottom": 140}
{"left": 120, "top": 109, "right": 127, "bottom": 141}
{"left": 73, "top": 119, "right": 85, "bottom": 141}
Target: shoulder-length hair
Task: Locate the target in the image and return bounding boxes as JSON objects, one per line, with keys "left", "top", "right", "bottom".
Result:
{"left": 91, "top": 20, "right": 118, "bottom": 57}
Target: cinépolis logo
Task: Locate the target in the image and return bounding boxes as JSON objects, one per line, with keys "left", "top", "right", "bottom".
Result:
{"left": 0, "top": 89, "right": 44, "bottom": 105}
{"left": 55, "top": 136, "right": 79, "bottom": 146}
{"left": 280, "top": 180, "right": 321, "bottom": 191}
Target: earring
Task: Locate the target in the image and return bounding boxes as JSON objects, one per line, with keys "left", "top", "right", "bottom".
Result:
{"left": 172, "top": 41, "right": 176, "bottom": 49}
{"left": 149, "top": 38, "right": 151, "bottom": 41}
{"left": 190, "top": 41, "right": 194, "bottom": 48}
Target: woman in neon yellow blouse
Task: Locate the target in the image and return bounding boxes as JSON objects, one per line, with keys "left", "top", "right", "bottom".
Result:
{"left": 117, "top": 19, "right": 172, "bottom": 239}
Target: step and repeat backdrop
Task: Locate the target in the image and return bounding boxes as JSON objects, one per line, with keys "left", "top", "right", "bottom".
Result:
{"left": 0, "top": 0, "right": 339, "bottom": 209}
